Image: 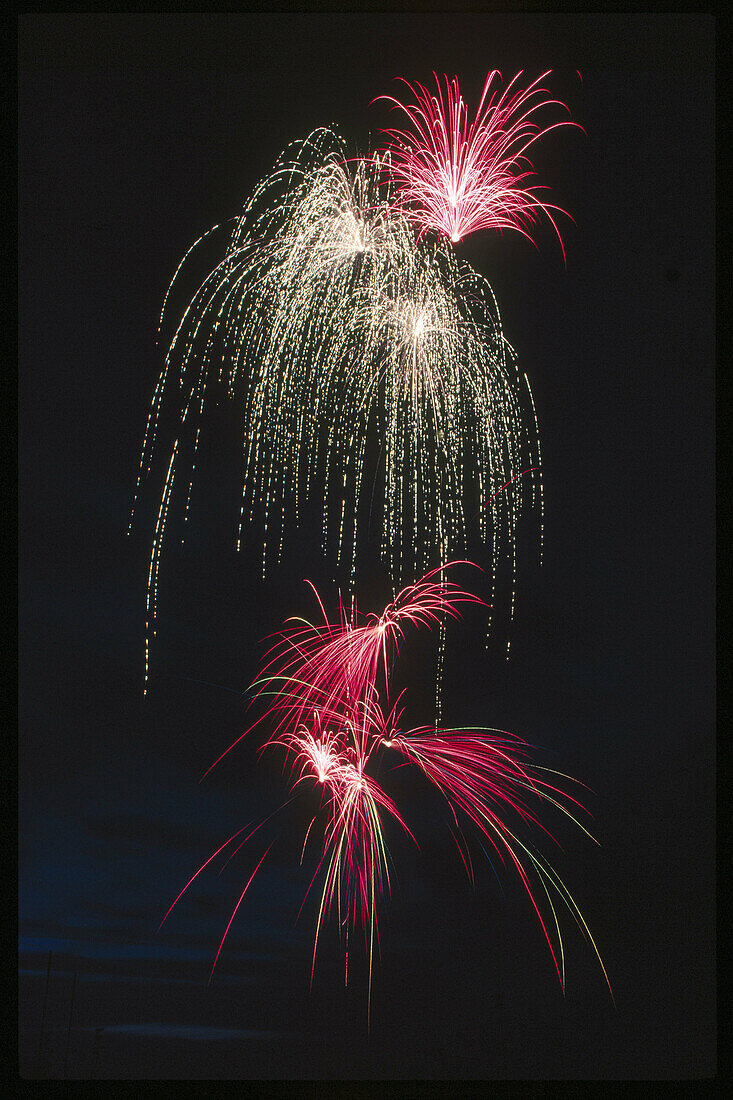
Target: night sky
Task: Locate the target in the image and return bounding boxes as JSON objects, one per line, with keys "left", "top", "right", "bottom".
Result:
{"left": 18, "top": 14, "right": 715, "bottom": 1083}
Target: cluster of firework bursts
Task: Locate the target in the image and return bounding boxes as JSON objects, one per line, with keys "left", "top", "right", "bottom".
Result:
{"left": 132, "top": 70, "right": 573, "bottom": 684}
{"left": 138, "top": 71, "right": 612, "bottom": 1010}
{"left": 161, "top": 565, "right": 611, "bottom": 1012}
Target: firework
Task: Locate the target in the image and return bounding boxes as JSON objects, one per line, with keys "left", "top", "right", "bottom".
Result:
{"left": 376, "top": 70, "right": 579, "bottom": 252}
{"left": 160, "top": 568, "right": 611, "bottom": 1011}
{"left": 384, "top": 727, "right": 612, "bottom": 996}
{"left": 201, "top": 562, "right": 484, "bottom": 777}
{"left": 131, "top": 128, "right": 540, "bottom": 687}
{"left": 290, "top": 709, "right": 412, "bottom": 1004}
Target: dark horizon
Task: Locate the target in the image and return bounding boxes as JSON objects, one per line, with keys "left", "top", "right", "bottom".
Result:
{"left": 18, "top": 13, "right": 715, "bottom": 1082}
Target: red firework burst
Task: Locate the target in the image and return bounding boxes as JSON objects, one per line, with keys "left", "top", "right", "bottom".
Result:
{"left": 376, "top": 70, "right": 580, "bottom": 255}
{"left": 160, "top": 564, "right": 611, "bottom": 1010}
{"left": 201, "top": 562, "right": 483, "bottom": 777}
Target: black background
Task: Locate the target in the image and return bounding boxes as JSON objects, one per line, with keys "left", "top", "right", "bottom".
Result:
{"left": 18, "top": 13, "right": 715, "bottom": 1081}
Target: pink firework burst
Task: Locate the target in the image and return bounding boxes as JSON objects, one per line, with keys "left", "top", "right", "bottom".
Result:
{"left": 376, "top": 70, "right": 580, "bottom": 255}
{"left": 254, "top": 563, "right": 482, "bottom": 753}
{"left": 160, "top": 565, "right": 611, "bottom": 1009}
{"left": 384, "top": 726, "right": 613, "bottom": 998}
{"left": 201, "top": 562, "right": 484, "bottom": 778}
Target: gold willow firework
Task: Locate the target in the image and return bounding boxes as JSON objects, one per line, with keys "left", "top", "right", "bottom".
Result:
{"left": 131, "top": 128, "right": 541, "bottom": 687}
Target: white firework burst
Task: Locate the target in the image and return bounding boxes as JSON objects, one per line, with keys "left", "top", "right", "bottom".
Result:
{"left": 131, "top": 129, "right": 541, "bottom": 688}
